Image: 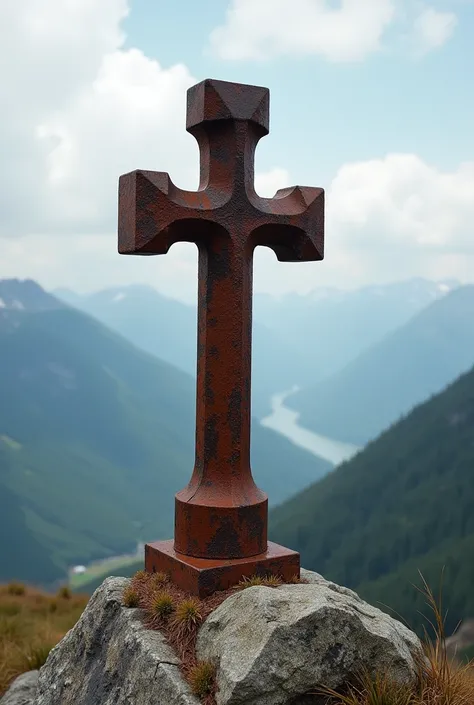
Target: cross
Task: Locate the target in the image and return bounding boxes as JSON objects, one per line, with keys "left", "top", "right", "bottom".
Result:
{"left": 118, "top": 78, "right": 324, "bottom": 596}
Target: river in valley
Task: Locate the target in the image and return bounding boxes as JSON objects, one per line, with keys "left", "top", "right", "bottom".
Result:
{"left": 260, "top": 387, "right": 360, "bottom": 466}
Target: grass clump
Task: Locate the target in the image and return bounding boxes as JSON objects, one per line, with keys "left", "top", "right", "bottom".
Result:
{"left": 171, "top": 598, "right": 202, "bottom": 642}
{"left": 149, "top": 592, "right": 175, "bottom": 621}
{"left": 188, "top": 661, "right": 216, "bottom": 700}
{"left": 236, "top": 573, "right": 283, "bottom": 589}
{"left": 173, "top": 597, "right": 202, "bottom": 632}
{"left": 287, "top": 574, "right": 309, "bottom": 584}
{"left": 122, "top": 585, "right": 140, "bottom": 608}
{"left": 6, "top": 583, "right": 25, "bottom": 597}
{"left": 149, "top": 572, "right": 170, "bottom": 589}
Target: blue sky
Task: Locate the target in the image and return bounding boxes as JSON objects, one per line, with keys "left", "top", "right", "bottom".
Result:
{"left": 123, "top": 0, "right": 474, "bottom": 181}
{"left": 0, "top": 0, "right": 473, "bottom": 301}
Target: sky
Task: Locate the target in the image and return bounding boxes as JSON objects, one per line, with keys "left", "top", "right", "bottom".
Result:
{"left": 0, "top": 0, "right": 473, "bottom": 304}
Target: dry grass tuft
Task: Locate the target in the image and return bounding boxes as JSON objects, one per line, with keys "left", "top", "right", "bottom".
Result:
{"left": 6, "top": 583, "right": 26, "bottom": 597}
{"left": 149, "top": 572, "right": 170, "bottom": 589}
{"left": 147, "top": 591, "right": 175, "bottom": 625}
{"left": 132, "top": 569, "right": 148, "bottom": 583}
{"left": 170, "top": 598, "right": 203, "bottom": 645}
{"left": 188, "top": 660, "right": 216, "bottom": 700}
{"left": 287, "top": 574, "right": 309, "bottom": 584}
{"left": 236, "top": 573, "right": 284, "bottom": 589}
{"left": 122, "top": 585, "right": 140, "bottom": 608}
{"left": 237, "top": 574, "right": 265, "bottom": 588}
{"left": 262, "top": 574, "right": 283, "bottom": 587}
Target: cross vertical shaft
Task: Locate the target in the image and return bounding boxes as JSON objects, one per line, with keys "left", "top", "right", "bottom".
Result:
{"left": 175, "top": 235, "right": 267, "bottom": 559}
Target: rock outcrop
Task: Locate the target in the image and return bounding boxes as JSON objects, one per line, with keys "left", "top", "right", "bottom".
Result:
{"left": 0, "top": 671, "right": 38, "bottom": 705}
{"left": 36, "top": 577, "right": 199, "bottom": 705}
{"left": 0, "top": 569, "right": 424, "bottom": 705}
{"left": 196, "top": 568, "right": 423, "bottom": 705}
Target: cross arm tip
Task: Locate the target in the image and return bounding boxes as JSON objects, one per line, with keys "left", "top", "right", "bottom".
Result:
{"left": 117, "top": 169, "right": 175, "bottom": 256}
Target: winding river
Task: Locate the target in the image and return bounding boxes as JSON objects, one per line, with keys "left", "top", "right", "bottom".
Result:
{"left": 260, "top": 387, "right": 360, "bottom": 466}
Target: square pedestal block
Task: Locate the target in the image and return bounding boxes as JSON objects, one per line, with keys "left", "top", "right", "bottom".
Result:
{"left": 145, "top": 540, "right": 300, "bottom": 598}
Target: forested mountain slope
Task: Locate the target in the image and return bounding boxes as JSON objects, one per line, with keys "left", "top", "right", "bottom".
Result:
{"left": 270, "top": 363, "right": 474, "bottom": 636}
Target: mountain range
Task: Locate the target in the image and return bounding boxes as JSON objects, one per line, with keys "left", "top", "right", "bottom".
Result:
{"left": 288, "top": 285, "right": 474, "bottom": 444}
{"left": 253, "top": 278, "right": 458, "bottom": 385}
{"left": 55, "top": 286, "right": 303, "bottom": 419}
{"left": 55, "top": 278, "right": 457, "bottom": 420}
{"left": 0, "top": 279, "right": 330, "bottom": 585}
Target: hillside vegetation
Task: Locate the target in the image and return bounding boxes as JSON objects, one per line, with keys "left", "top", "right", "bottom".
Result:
{"left": 270, "top": 363, "right": 474, "bottom": 637}
{"left": 0, "top": 582, "right": 88, "bottom": 697}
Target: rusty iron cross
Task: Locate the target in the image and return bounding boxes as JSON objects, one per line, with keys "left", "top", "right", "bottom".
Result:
{"left": 118, "top": 78, "right": 324, "bottom": 566}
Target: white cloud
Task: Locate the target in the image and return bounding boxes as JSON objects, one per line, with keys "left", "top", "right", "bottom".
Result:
{"left": 328, "top": 154, "right": 474, "bottom": 250}
{"left": 251, "top": 154, "right": 474, "bottom": 297}
{"left": 0, "top": 0, "right": 198, "bottom": 238}
{"left": 209, "top": 0, "right": 459, "bottom": 62}
{"left": 412, "top": 7, "right": 457, "bottom": 55}
{"left": 209, "top": 0, "right": 396, "bottom": 62}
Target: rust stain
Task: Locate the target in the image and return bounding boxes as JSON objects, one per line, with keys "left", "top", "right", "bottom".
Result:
{"left": 118, "top": 78, "right": 325, "bottom": 590}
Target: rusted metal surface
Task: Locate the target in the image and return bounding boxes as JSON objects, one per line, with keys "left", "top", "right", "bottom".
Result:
{"left": 145, "top": 540, "right": 300, "bottom": 598}
{"left": 118, "top": 78, "right": 325, "bottom": 586}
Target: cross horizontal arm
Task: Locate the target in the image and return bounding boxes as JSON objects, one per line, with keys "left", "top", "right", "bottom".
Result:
{"left": 118, "top": 170, "right": 324, "bottom": 262}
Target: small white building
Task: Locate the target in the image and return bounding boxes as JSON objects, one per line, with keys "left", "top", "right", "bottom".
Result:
{"left": 72, "top": 565, "right": 87, "bottom": 575}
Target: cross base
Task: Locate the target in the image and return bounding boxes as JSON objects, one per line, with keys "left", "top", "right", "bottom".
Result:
{"left": 145, "top": 539, "right": 300, "bottom": 598}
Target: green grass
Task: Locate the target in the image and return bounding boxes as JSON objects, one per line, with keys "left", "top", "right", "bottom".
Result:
{"left": 71, "top": 560, "right": 143, "bottom": 595}
{"left": 69, "top": 554, "right": 142, "bottom": 590}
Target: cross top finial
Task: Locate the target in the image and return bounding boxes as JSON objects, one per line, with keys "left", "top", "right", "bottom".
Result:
{"left": 186, "top": 78, "right": 269, "bottom": 135}
{"left": 186, "top": 79, "right": 270, "bottom": 194}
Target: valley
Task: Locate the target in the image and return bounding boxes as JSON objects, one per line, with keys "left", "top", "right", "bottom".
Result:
{"left": 261, "top": 388, "right": 360, "bottom": 465}
{"left": 1, "top": 276, "right": 473, "bottom": 649}
{"left": 0, "top": 280, "right": 331, "bottom": 585}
